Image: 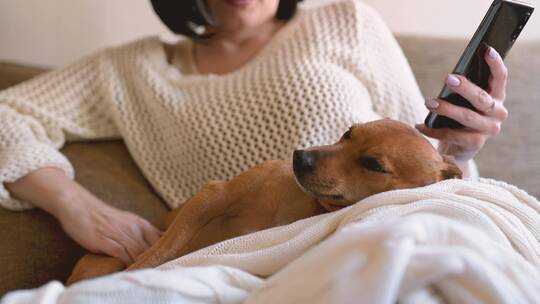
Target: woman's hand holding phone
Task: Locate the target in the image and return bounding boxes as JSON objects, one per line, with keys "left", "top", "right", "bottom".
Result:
{"left": 415, "top": 46, "right": 509, "bottom": 172}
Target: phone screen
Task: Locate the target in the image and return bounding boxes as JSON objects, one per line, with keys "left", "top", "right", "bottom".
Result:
{"left": 475, "top": 3, "right": 530, "bottom": 85}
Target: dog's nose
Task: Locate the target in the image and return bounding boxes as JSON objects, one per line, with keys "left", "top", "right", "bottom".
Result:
{"left": 293, "top": 149, "right": 317, "bottom": 173}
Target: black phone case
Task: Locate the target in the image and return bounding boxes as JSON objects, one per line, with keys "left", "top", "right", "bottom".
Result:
{"left": 425, "top": 0, "right": 534, "bottom": 129}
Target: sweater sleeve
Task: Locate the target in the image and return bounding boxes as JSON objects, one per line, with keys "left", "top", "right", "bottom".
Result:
{"left": 0, "top": 50, "right": 120, "bottom": 210}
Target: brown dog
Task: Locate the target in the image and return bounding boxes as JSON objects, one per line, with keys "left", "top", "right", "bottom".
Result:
{"left": 67, "top": 119, "right": 462, "bottom": 284}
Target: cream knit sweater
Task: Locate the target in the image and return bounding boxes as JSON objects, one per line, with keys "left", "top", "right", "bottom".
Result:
{"left": 0, "top": 0, "right": 428, "bottom": 211}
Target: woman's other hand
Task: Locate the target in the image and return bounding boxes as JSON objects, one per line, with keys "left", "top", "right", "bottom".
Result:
{"left": 7, "top": 167, "right": 163, "bottom": 265}
{"left": 416, "top": 46, "right": 509, "bottom": 174}
{"left": 57, "top": 194, "right": 164, "bottom": 265}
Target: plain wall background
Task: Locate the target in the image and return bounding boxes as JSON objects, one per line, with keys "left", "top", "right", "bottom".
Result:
{"left": 0, "top": 0, "right": 539, "bottom": 67}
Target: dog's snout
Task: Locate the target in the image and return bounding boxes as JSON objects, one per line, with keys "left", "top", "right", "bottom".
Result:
{"left": 293, "top": 149, "right": 318, "bottom": 174}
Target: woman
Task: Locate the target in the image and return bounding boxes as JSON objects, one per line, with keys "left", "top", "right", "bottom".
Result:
{"left": 0, "top": 0, "right": 508, "bottom": 266}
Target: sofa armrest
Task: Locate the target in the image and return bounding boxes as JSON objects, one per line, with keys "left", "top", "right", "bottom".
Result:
{"left": 0, "top": 62, "right": 47, "bottom": 90}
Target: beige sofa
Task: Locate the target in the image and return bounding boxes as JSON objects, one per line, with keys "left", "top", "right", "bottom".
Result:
{"left": 0, "top": 35, "right": 538, "bottom": 296}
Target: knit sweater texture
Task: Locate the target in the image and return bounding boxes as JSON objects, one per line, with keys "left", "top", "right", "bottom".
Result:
{"left": 0, "top": 0, "right": 428, "bottom": 210}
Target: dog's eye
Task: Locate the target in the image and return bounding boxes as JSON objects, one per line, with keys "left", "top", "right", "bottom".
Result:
{"left": 360, "top": 157, "right": 386, "bottom": 173}
{"left": 342, "top": 129, "right": 352, "bottom": 140}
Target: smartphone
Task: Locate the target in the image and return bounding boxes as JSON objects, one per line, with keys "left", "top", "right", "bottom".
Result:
{"left": 425, "top": 0, "right": 535, "bottom": 129}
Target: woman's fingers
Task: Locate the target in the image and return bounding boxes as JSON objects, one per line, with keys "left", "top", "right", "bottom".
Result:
{"left": 140, "top": 220, "right": 163, "bottom": 247}
{"left": 425, "top": 98, "right": 502, "bottom": 136}
{"left": 102, "top": 236, "right": 132, "bottom": 265}
{"left": 443, "top": 74, "right": 508, "bottom": 121}
{"left": 445, "top": 74, "right": 497, "bottom": 114}
{"left": 103, "top": 213, "right": 158, "bottom": 262}
{"left": 485, "top": 46, "right": 508, "bottom": 101}
{"left": 438, "top": 46, "right": 509, "bottom": 122}
{"left": 92, "top": 205, "right": 164, "bottom": 263}
{"left": 107, "top": 226, "right": 147, "bottom": 263}
{"left": 118, "top": 216, "right": 163, "bottom": 261}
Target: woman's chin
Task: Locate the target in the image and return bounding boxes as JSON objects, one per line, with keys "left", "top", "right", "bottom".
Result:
{"left": 209, "top": 0, "right": 277, "bottom": 33}
{"left": 215, "top": 16, "right": 272, "bottom": 35}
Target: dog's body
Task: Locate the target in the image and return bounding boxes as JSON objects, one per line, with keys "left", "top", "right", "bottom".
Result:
{"left": 67, "top": 119, "right": 462, "bottom": 284}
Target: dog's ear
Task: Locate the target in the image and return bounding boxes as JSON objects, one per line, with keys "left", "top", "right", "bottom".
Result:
{"left": 440, "top": 155, "right": 463, "bottom": 180}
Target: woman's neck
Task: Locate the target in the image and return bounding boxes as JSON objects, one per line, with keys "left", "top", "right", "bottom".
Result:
{"left": 192, "top": 19, "right": 286, "bottom": 75}
{"left": 205, "top": 18, "right": 284, "bottom": 51}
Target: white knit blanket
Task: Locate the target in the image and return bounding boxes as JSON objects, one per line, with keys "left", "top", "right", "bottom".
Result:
{"left": 3, "top": 178, "right": 540, "bottom": 304}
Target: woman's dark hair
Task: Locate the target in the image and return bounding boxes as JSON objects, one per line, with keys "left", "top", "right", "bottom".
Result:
{"left": 150, "top": 0, "right": 303, "bottom": 40}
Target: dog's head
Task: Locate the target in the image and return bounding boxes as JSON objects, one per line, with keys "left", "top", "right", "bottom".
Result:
{"left": 293, "top": 119, "right": 462, "bottom": 211}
